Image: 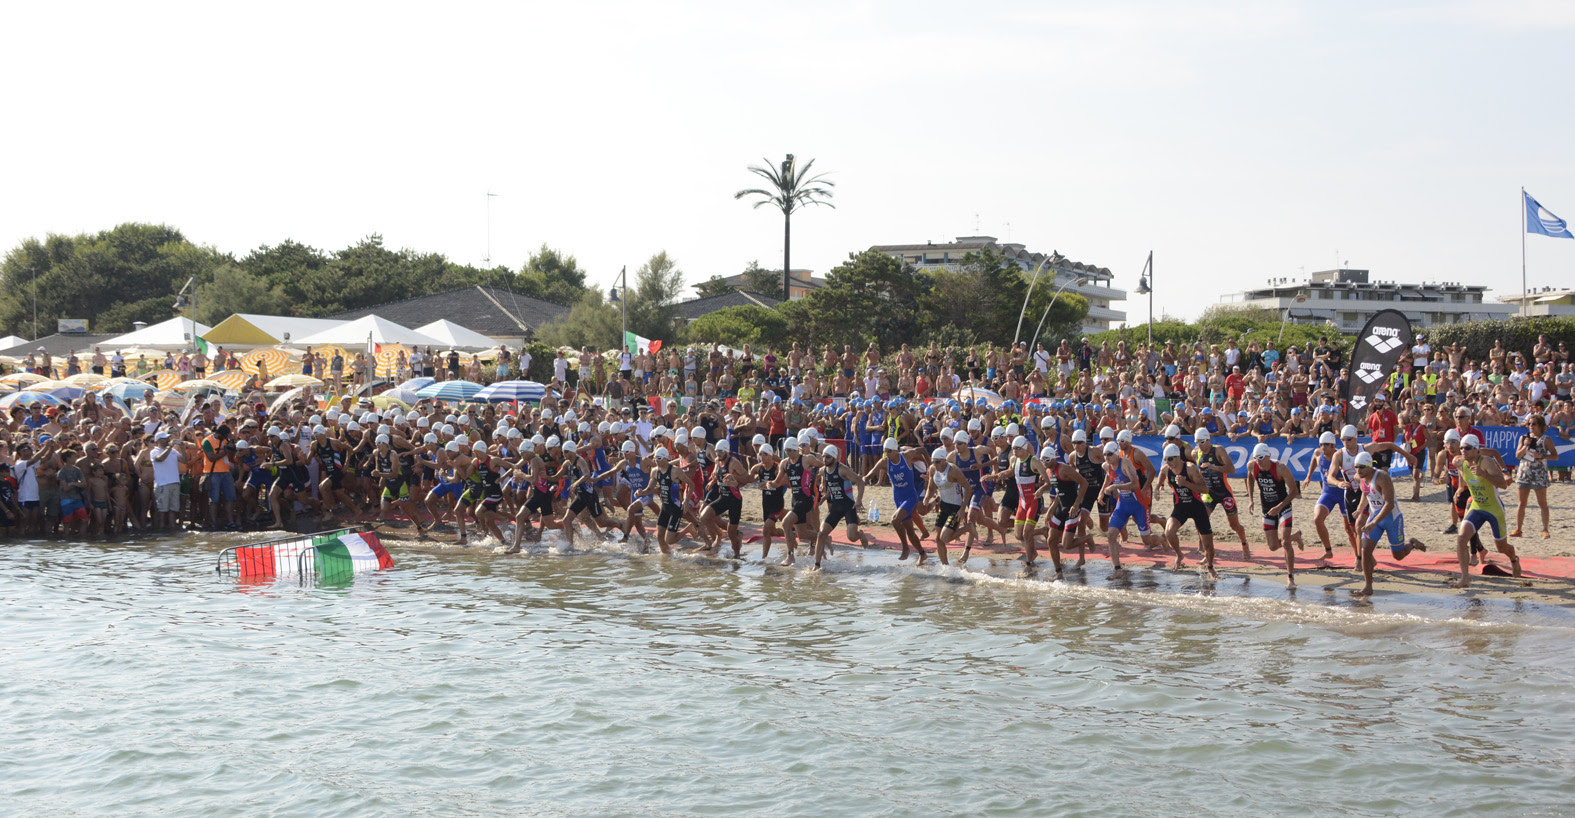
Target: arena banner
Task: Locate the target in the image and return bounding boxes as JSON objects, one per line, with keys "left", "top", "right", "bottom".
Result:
{"left": 1342, "top": 309, "right": 1413, "bottom": 413}
{"left": 1122, "top": 428, "right": 1575, "bottom": 481}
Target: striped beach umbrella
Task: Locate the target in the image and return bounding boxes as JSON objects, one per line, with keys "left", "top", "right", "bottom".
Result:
{"left": 474, "top": 380, "right": 548, "bottom": 403}
{"left": 415, "top": 379, "right": 484, "bottom": 402}
{"left": 240, "top": 348, "right": 297, "bottom": 377}
{"left": 208, "top": 370, "right": 251, "bottom": 391}
{"left": 0, "top": 372, "right": 50, "bottom": 386}
{"left": 43, "top": 385, "right": 88, "bottom": 401}
{"left": 397, "top": 377, "right": 435, "bottom": 393}
{"left": 172, "top": 379, "right": 226, "bottom": 391}
{"left": 104, "top": 381, "right": 155, "bottom": 401}
{"left": 143, "top": 369, "right": 183, "bottom": 390}
{"left": 375, "top": 344, "right": 408, "bottom": 378}
{"left": 63, "top": 372, "right": 110, "bottom": 386}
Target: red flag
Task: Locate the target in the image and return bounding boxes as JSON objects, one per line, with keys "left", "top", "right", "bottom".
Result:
{"left": 649, "top": 339, "right": 663, "bottom": 354}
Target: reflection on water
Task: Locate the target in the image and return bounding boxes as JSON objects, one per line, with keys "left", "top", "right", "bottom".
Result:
{"left": 1, "top": 536, "right": 1573, "bottom": 817}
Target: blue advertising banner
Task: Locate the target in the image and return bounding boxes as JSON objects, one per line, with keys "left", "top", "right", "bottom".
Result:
{"left": 1119, "top": 427, "right": 1575, "bottom": 481}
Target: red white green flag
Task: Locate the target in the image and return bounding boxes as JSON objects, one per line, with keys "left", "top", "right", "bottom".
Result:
{"left": 232, "top": 529, "right": 393, "bottom": 579}
{"left": 314, "top": 531, "right": 395, "bottom": 580}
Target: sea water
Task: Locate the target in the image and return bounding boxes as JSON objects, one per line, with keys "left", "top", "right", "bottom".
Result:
{"left": 3, "top": 535, "right": 1573, "bottom": 816}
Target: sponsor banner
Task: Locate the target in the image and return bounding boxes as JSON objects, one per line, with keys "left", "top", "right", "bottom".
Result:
{"left": 1123, "top": 428, "right": 1575, "bottom": 481}
{"left": 1342, "top": 309, "right": 1413, "bottom": 413}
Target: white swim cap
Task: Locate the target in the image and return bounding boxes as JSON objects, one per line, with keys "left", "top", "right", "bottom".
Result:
{"left": 783, "top": 437, "right": 801, "bottom": 451}
{"left": 1353, "top": 451, "right": 1374, "bottom": 468}
{"left": 376, "top": 434, "right": 391, "bottom": 445}
{"left": 1341, "top": 424, "right": 1359, "bottom": 439}
{"left": 1039, "top": 445, "right": 1055, "bottom": 460}
{"left": 1006, "top": 423, "right": 1020, "bottom": 437}
{"left": 654, "top": 446, "right": 671, "bottom": 460}
{"left": 823, "top": 444, "right": 840, "bottom": 459}
{"left": 444, "top": 440, "right": 461, "bottom": 452}
{"left": 1163, "top": 443, "right": 1181, "bottom": 459}
{"left": 1444, "top": 428, "right": 1461, "bottom": 443}
{"left": 1117, "top": 430, "right": 1134, "bottom": 443}
{"left": 1252, "top": 443, "right": 1273, "bottom": 460}
{"left": 1193, "top": 429, "right": 1209, "bottom": 444}
{"left": 968, "top": 418, "right": 983, "bottom": 432}
{"left": 1012, "top": 435, "right": 1029, "bottom": 449}
{"left": 931, "top": 447, "right": 948, "bottom": 460}
{"left": 884, "top": 438, "right": 899, "bottom": 451}
{"left": 1319, "top": 431, "right": 1337, "bottom": 446}
{"left": 758, "top": 444, "right": 775, "bottom": 457}
{"left": 1164, "top": 424, "right": 1181, "bottom": 438}
{"left": 1040, "top": 416, "right": 1055, "bottom": 429}
{"left": 1103, "top": 442, "right": 1119, "bottom": 455}
{"left": 1071, "top": 429, "right": 1088, "bottom": 443}
{"left": 546, "top": 435, "right": 561, "bottom": 447}
{"left": 1099, "top": 427, "right": 1115, "bottom": 440}
{"left": 424, "top": 432, "right": 439, "bottom": 444}
{"left": 691, "top": 426, "right": 705, "bottom": 440}
{"left": 620, "top": 440, "right": 637, "bottom": 453}
{"left": 753, "top": 433, "right": 768, "bottom": 447}
{"left": 346, "top": 422, "right": 362, "bottom": 432}
{"left": 1462, "top": 434, "right": 1481, "bottom": 449}
{"left": 562, "top": 441, "right": 578, "bottom": 454}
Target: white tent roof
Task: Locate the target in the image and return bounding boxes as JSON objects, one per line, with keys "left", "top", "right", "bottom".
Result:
{"left": 0, "top": 335, "right": 28, "bottom": 350}
{"left": 203, "top": 313, "right": 348, "bottom": 348}
{"left": 292, "top": 314, "right": 444, "bottom": 348}
{"left": 100, "top": 317, "right": 213, "bottom": 350}
{"left": 413, "top": 319, "right": 497, "bottom": 350}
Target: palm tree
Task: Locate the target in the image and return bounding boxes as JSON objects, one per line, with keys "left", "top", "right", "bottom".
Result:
{"left": 734, "top": 154, "right": 835, "bottom": 300}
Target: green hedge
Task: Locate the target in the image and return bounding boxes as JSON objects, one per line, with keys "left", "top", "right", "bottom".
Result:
{"left": 1421, "top": 316, "right": 1575, "bottom": 362}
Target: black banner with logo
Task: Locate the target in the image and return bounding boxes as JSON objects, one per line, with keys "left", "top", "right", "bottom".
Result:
{"left": 1342, "top": 309, "right": 1414, "bottom": 412}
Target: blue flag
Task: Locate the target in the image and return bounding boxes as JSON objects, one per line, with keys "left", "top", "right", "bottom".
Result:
{"left": 1526, "top": 191, "right": 1574, "bottom": 239}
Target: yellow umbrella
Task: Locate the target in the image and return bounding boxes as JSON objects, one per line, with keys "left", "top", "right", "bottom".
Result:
{"left": 0, "top": 372, "right": 49, "bottom": 385}
{"left": 240, "top": 348, "right": 297, "bottom": 376}
{"left": 63, "top": 372, "right": 110, "bottom": 386}
{"left": 33, "top": 380, "right": 77, "bottom": 391}
{"left": 375, "top": 344, "right": 408, "bottom": 378}
{"left": 208, "top": 370, "right": 251, "bottom": 391}
{"left": 266, "top": 374, "right": 323, "bottom": 389}
{"left": 143, "top": 369, "right": 182, "bottom": 390}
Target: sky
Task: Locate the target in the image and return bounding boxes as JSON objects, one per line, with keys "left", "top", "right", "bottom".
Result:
{"left": 3, "top": 0, "right": 1573, "bottom": 323}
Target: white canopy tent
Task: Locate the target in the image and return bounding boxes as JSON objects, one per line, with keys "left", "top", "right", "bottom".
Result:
{"left": 292, "top": 315, "right": 444, "bottom": 348}
{"left": 414, "top": 319, "right": 497, "bottom": 350}
{"left": 99, "top": 317, "right": 213, "bottom": 351}
{"left": 0, "top": 335, "right": 28, "bottom": 350}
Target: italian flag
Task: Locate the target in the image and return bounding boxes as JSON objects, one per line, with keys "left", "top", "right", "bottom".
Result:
{"left": 234, "top": 529, "right": 394, "bottom": 579}
{"left": 314, "top": 531, "right": 395, "bottom": 580}
{"left": 625, "top": 331, "right": 661, "bottom": 355}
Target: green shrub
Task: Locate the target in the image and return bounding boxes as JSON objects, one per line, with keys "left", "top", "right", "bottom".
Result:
{"left": 1423, "top": 316, "right": 1575, "bottom": 361}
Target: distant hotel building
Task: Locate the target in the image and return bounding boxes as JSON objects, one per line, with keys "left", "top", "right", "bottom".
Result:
{"left": 1221, "top": 269, "right": 1514, "bottom": 334}
{"left": 1497, "top": 287, "right": 1575, "bottom": 317}
{"left": 868, "top": 236, "right": 1127, "bottom": 334}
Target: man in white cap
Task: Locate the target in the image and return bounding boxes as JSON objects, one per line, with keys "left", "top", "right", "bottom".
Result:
{"left": 1245, "top": 443, "right": 1300, "bottom": 588}
{"left": 1351, "top": 450, "right": 1428, "bottom": 596}
{"left": 634, "top": 446, "right": 689, "bottom": 556}
{"left": 1450, "top": 434, "right": 1521, "bottom": 588}
{"left": 814, "top": 444, "right": 875, "bottom": 569}
{"left": 1161, "top": 442, "right": 1213, "bottom": 578}
{"left": 1099, "top": 441, "right": 1165, "bottom": 578}
{"left": 1305, "top": 429, "right": 1358, "bottom": 565}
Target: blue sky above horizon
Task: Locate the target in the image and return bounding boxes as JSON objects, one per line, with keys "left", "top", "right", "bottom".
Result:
{"left": 4, "top": 0, "right": 1572, "bottom": 322}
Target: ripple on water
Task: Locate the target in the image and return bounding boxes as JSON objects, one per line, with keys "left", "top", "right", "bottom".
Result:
{"left": 0, "top": 537, "right": 1572, "bottom": 817}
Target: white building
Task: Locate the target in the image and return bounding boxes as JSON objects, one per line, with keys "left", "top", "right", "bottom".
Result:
{"left": 1221, "top": 269, "right": 1514, "bottom": 334}
{"left": 1497, "top": 287, "right": 1575, "bottom": 317}
{"left": 869, "top": 236, "right": 1127, "bottom": 334}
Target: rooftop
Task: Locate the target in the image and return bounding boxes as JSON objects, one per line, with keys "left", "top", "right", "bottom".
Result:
{"left": 329, "top": 286, "right": 570, "bottom": 338}
{"left": 869, "top": 235, "right": 1113, "bottom": 279}
{"left": 673, "top": 290, "right": 783, "bottom": 321}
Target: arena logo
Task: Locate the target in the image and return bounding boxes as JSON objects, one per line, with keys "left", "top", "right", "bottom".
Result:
{"left": 1364, "top": 325, "right": 1403, "bottom": 354}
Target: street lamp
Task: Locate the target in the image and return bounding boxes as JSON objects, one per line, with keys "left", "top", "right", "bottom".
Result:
{"left": 1028, "top": 276, "right": 1091, "bottom": 354}
{"left": 1013, "top": 250, "right": 1066, "bottom": 348}
{"left": 1278, "top": 293, "right": 1308, "bottom": 343}
{"left": 1134, "top": 251, "right": 1153, "bottom": 347}
{"left": 608, "top": 265, "right": 628, "bottom": 353}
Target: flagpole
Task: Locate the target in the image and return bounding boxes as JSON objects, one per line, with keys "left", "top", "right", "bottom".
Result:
{"left": 1522, "top": 187, "right": 1528, "bottom": 318}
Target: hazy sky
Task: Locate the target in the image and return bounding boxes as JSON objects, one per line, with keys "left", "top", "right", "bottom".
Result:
{"left": 4, "top": 1, "right": 1572, "bottom": 323}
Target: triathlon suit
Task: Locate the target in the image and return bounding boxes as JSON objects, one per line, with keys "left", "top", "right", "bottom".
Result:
{"left": 1050, "top": 460, "right": 1083, "bottom": 532}
{"left": 760, "top": 463, "right": 786, "bottom": 522}
{"left": 377, "top": 450, "right": 408, "bottom": 500}
{"left": 432, "top": 460, "right": 466, "bottom": 502}
{"left": 1012, "top": 456, "right": 1040, "bottom": 524}
{"left": 1359, "top": 475, "right": 1406, "bottom": 551}
{"left": 997, "top": 448, "right": 1019, "bottom": 513}
{"left": 1313, "top": 450, "right": 1346, "bottom": 515}
{"left": 706, "top": 458, "right": 743, "bottom": 526}
{"left": 784, "top": 456, "right": 817, "bottom": 521}
{"left": 464, "top": 455, "right": 492, "bottom": 505}
{"left": 655, "top": 464, "right": 685, "bottom": 532}
{"left": 528, "top": 457, "right": 557, "bottom": 516}
{"left": 241, "top": 450, "right": 269, "bottom": 491}
{"left": 621, "top": 460, "right": 651, "bottom": 515}
{"left": 1253, "top": 462, "right": 1292, "bottom": 530}
{"left": 316, "top": 440, "right": 344, "bottom": 490}
{"left": 476, "top": 457, "right": 503, "bottom": 511}
{"left": 593, "top": 446, "right": 614, "bottom": 491}
{"left": 821, "top": 463, "right": 858, "bottom": 529}
{"left": 955, "top": 446, "right": 987, "bottom": 510}
{"left": 1196, "top": 446, "right": 1238, "bottom": 516}
{"left": 1167, "top": 466, "right": 1212, "bottom": 535}
{"left": 889, "top": 455, "right": 918, "bottom": 514}
{"left": 1076, "top": 450, "right": 1106, "bottom": 517}
{"left": 1339, "top": 446, "right": 1364, "bottom": 526}
{"left": 1460, "top": 459, "right": 1507, "bottom": 540}
{"left": 1445, "top": 451, "right": 1469, "bottom": 515}
{"left": 1106, "top": 458, "right": 1150, "bottom": 534}
{"left": 931, "top": 464, "right": 964, "bottom": 532}
{"left": 692, "top": 448, "right": 715, "bottom": 509}
{"left": 568, "top": 457, "right": 601, "bottom": 517}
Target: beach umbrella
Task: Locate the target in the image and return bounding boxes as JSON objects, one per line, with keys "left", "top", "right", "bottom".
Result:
{"left": 0, "top": 372, "right": 49, "bottom": 386}
{"left": 0, "top": 391, "right": 67, "bottom": 409}
{"left": 266, "top": 374, "right": 324, "bottom": 389}
{"left": 268, "top": 386, "right": 313, "bottom": 414}
{"left": 153, "top": 390, "right": 191, "bottom": 414}
{"left": 142, "top": 369, "right": 183, "bottom": 390}
{"left": 240, "top": 348, "right": 297, "bottom": 377}
{"left": 383, "top": 387, "right": 420, "bottom": 406}
{"left": 416, "top": 379, "right": 484, "bottom": 402}
{"left": 172, "top": 379, "right": 226, "bottom": 391}
{"left": 374, "top": 344, "right": 408, "bottom": 378}
{"left": 954, "top": 386, "right": 1006, "bottom": 409}
{"left": 43, "top": 385, "right": 88, "bottom": 401}
{"left": 474, "top": 380, "right": 547, "bottom": 403}
{"left": 62, "top": 372, "right": 110, "bottom": 386}
{"left": 397, "top": 377, "right": 435, "bottom": 393}
{"left": 208, "top": 370, "right": 251, "bottom": 391}
{"left": 104, "top": 381, "right": 155, "bottom": 401}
